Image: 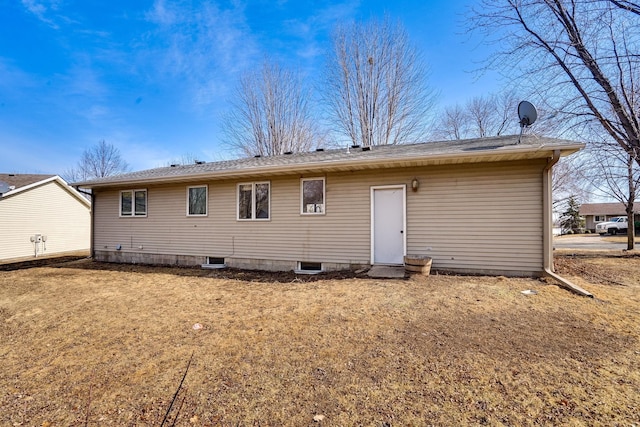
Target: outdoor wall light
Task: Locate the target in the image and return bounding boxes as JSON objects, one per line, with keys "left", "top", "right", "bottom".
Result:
{"left": 411, "top": 178, "right": 420, "bottom": 192}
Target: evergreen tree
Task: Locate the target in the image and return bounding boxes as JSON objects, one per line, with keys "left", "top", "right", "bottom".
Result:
{"left": 560, "top": 197, "right": 584, "bottom": 234}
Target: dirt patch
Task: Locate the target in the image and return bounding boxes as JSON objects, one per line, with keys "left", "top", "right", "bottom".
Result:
{"left": 555, "top": 252, "right": 640, "bottom": 286}
{"left": 0, "top": 254, "right": 90, "bottom": 271}
{"left": 1, "top": 257, "right": 639, "bottom": 426}
{"left": 62, "top": 259, "right": 370, "bottom": 283}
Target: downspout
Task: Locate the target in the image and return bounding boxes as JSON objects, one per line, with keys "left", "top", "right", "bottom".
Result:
{"left": 542, "top": 150, "right": 593, "bottom": 297}
{"left": 90, "top": 191, "right": 95, "bottom": 259}
{"left": 74, "top": 186, "right": 94, "bottom": 259}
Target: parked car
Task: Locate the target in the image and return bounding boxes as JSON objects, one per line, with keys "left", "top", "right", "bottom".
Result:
{"left": 595, "top": 216, "right": 628, "bottom": 236}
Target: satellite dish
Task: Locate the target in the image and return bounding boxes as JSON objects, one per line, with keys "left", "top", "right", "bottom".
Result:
{"left": 518, "top": 101, "right": 538, "bottom": 127}
{"left": 517, "top": 101, "right": 538, "bottom": 144}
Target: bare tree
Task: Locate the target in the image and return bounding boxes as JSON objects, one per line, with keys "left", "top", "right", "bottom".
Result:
{"left": 609, "top": 0, "right": 640, "bottom": 15}
{"left": 222, "top": 60, "right": 320, "bottom": 157}
{"left": 580, "top": 138, "right": 639, "bottom": 249}
{"left": 432, "top": 104, "right": 468, "bottom": 140}
{"left": 433, "top": 91, "right": 521, "bottom": 140}
{"left": 552, "top": 155, "right": 591, "bottom": 212}
{"left": 467, "top": 96, "right": 496, "bottom": 138}
{"left": 65, "top": 140, "right": 130, "bottom": 182}
{"left": 323, "top": 17, "right": 435, "bottom": 147}
{"left": 491, "top": 91, "right": 520, "bottom": 137}
{"left": 471, "top": 0, "right": 640, "bottom": 248}
{"left": 471, "top": 0, "right": 640, "bottom": 167}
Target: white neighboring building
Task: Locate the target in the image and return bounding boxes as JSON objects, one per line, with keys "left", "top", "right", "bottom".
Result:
{"left": 0, "top": 174, "right": 91, "bottom": 262}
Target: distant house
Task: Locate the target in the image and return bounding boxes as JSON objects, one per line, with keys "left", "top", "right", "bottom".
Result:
{"left": 0, "top": 174, "right": 91, "bottom": 262}
{"left": 579, "top": 202, "right": 640, "bottom": 232}
{"left": 76, "top": 135, "right": 583, "bottom": 277}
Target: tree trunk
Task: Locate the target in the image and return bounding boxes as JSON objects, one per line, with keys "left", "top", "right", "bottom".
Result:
{"left": 627, "top": 154, "right": 635, "bottom": 251}
{"left": 626, "top": 210, "right": 635, "bottom": 250}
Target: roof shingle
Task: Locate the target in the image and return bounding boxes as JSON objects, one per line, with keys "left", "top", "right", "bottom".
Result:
{"left": 73, "top": 135, "right": 584, "bottom": 188}
{"left": 579, "top": 203, "right": 640, "bottom": 216}
{"left": 0, "top": 174, "right": 55, "bottom": 193}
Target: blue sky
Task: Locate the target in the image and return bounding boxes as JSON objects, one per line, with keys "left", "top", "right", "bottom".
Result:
{"left": 0, "top": 0, "right": 502, "bottom": 174}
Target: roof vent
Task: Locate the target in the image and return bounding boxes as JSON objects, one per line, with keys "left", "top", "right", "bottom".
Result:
{"left": 254, "top": 154, "right": 261, "bottom": 158}
{"left": 362, "top": 146, "right": 371, "bottom": 151}
{"left": 284, "top": 151, "right": 293, "bottom": 155}
{"left": 351, "top": 144, "right": 360, "bottom": 149}
{"left": 315, "top": 148, "right": 324, "bottom": 152}
{"left": 170, "top": 164, "right": 178, "bottom": 167}
{"left": 194, "top": 160, "right": 205, "bottom": 165}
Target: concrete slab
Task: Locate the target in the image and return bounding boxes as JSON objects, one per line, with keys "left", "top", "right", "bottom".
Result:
{"left": 367, "top": 265, "right": 406, "bottom": 278}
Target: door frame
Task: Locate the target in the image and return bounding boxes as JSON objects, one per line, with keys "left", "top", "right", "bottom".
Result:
{"left": 370, "top": 184, "right": 407, "bottom": 265}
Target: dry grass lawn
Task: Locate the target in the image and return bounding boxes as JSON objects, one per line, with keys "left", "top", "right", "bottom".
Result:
{"left": 1, "top": 256, "right": 639, "bottom": 426}
{"left": 600, "top": 234, "right": 637, "bottom": 244}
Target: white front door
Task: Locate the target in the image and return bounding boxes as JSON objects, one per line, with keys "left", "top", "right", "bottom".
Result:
{"left": 371, "top": 186, "right": 406, "bottom": 265}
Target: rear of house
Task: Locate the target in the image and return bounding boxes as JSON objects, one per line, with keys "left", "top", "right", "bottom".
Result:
{"left": 78, "top": 136, "right": 583, "bottom": 277}
{"left": 0, "top": 175, "right": 91, "bottom": 262}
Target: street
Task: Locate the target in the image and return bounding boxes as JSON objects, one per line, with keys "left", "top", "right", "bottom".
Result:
{"left": 553, "top": 234, "right": 628, "bottom": 250}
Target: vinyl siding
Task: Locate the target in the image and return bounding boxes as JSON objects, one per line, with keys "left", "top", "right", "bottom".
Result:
{"left": 406, "top": 160, "right": 544, "bottom": 274}
{"left": 94, "top": 176, "right": 372, "bottom": 264}
{"left": 0, "top": 181, "right": 91, "bottom": 261}
{"left": 93, "top": 159, "right": 545, "bottom": 275}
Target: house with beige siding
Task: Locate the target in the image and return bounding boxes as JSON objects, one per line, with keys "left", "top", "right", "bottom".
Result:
{"left": 0, "top": 174, "right": 91, "bottom": 262}
{"left": 579, "top": 202, "right": 640, "bottom": 232}
{"left": 75, "top": 135, "right": 583, "bottom": 277}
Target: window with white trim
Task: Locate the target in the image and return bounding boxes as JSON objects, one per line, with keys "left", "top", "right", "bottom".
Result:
{"left": 301, "top": 177, "right": 325, "bottom": 214}
{"left": 237, "top": 182, "right": 270, "bottom": 220}
{"left": 120, "top": 189, "right": 147, "bottom": 217}
{"left": 187, "top": 185, "right": 207, "bottom": 216}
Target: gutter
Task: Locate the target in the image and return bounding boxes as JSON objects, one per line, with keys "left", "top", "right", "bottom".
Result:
{"left": 542, "top": 150, "right": 593, "bottom": 297}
